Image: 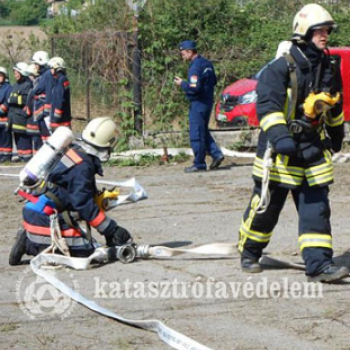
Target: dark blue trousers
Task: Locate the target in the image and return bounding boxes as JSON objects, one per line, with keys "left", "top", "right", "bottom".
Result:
{"left": 189, "top": 101, "right": 223, "bottom": 169}
{"left": 240, "top": 180, "right": 332, "bottom": 276}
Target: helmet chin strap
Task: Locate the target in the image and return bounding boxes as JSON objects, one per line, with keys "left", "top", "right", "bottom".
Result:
{"left": 77, "top": 140, "right": 110, "bottom": 162}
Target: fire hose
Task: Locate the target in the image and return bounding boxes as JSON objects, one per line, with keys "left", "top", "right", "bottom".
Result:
{"left": 31, "top": 241, "right": 236, "bottom": 350}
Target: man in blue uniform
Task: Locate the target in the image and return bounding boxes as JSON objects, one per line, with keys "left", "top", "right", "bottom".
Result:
{"left": 8, "top": 62, "right": 33, "bottom": 162}
{"left": 0, "top": 67, "right": 12, "bottom": 162}
{"left": 48, "top": 57, "right": 72, "bottom": 131}
{"left": 31, "top": 51, "right": 54, "bottom": 142}
{"left": 238, "top": 4, "right": 349, "bottom": 283}
{"left": 9, "top": 117, "right": 132, "bottom": 265}
{"left": 175, "top": 40, "right": 224, "bottom": 173}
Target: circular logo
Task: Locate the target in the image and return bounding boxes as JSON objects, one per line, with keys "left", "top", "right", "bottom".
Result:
{"left": 16, "top": 265, "right": 79, "bottom": 320}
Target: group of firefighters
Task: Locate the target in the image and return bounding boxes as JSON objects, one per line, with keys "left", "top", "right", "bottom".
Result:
{"left": 6, "top": 3, "right": 350, "bottom": 284}
{"left": 0, "top": 51, "right": 71, "bottom": 163}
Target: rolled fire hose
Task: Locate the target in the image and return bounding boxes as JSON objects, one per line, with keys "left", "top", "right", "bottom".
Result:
{"left": 30, "top": 242, "right": 235, "bottom": 350}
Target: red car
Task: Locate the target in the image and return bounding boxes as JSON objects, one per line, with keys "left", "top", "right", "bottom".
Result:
{"left": 215, "top": 75, "right": 259, "bottom": 128}
{"left": 215, "top": 47, "right": 350, "bottom": 128}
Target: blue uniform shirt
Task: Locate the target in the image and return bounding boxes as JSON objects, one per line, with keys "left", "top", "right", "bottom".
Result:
{"left": 180, "top": 55, "right": 217, "bottom": 105}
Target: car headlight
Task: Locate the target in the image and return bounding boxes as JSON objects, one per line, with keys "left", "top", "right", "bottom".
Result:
{"left": 240, "top": 90, "right": 257, "bottom": 105}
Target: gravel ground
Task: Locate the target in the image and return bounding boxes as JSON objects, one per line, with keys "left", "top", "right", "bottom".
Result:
{"left": 1, "top": 156, "right": 350, "bottom": 350}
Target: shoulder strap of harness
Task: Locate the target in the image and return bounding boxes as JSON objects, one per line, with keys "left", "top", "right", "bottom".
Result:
{"left": 283, "top": 52, "right": 298, "bottom": 122}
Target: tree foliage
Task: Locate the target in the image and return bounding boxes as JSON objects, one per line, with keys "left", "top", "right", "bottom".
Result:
{"left": 1, "top": 0, "right": 47, "bottom": 25}
{"left": 43, "top": 0, "right": 350, "bottom": 134}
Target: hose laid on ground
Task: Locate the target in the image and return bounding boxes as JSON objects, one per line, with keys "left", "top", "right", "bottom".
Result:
{"left": 110, "top": 147, "right": 256, "bottom": 160}
{"left": 30, "top": 241, "right": 236, "bottom": 350}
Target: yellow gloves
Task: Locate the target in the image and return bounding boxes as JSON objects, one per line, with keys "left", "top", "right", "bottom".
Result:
{"left": 95, "top": 187, "right": 120, "bottom": 211}
{"left": 303, "top": 92, "right": 340, "bottom": 119}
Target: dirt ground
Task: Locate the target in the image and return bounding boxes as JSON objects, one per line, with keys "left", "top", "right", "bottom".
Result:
{"left": 1, "top": 156, "right": 350, "bottom": 350}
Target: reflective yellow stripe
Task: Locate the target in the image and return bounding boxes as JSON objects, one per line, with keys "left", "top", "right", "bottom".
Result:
{"left": 12, "top": 124, "right": 26, "bottom": 131}
{"left": 254, "top": 157, "right": 304, "bottom": 176}
{"left": 298, "top": 233, "right": 332, "bottom": 252}
{"left": 307, "top": 172, "right": 333, "bottom": 186}
{"left": 305, "top": 150, "right": 333, "bottom": 186}
{"left": 260, "top": 112, "right": 286, "bottom": 132}
{"left": 238, "top": 194, "right": 265, "bottom": 252}
{"left": 253, "top": 156, "right": 304, "bottom": 186}
{"left": 325, "top": 112, "right": 344, "bottom": 127}
{"left": 18, "top": 95, "right": 22, "bottom": 105}
{"left": 240, "top": 220, "right": 272, "bottom": 243}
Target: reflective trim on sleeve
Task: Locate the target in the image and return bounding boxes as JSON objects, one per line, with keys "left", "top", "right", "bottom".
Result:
{"left": 89, "top": 210, "right": 106, "bottom": 228}
{"left": 260, "top": 112, "right": 286, "bottom": 132}
{"left": 325, "top": 111, "right": 344, "bottom": 127}
{"left": 0, "top": 104, "right": 8, "bottom": 113}
{"left": 298, "top": 233, "right": 332, "bottom": 252}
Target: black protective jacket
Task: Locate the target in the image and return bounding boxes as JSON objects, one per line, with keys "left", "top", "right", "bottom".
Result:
{"left": 253, "top": 41, "right": 344, "bottom": 189}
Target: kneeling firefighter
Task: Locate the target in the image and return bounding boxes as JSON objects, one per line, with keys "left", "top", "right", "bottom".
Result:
{"left": 238, "top": 4, "right": 349, "bottom": 282}
{"left": 9, "top": 117, "right": 132, "bottom": 265}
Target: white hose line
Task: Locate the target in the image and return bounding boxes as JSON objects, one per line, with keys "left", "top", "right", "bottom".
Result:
{"left": 147, "top": 242, "right": 236, "bottom": 257}
{"left": 259, "top": 256, "right": 306, "bottom": 271}
{"left": 111, "top": 148, "right": 350, "bottom": 163}
{"left": 111, "top": 147, "right": 256, "bottom": 160}
{"left": 29, "top": 242, "right": 236, "bottom": 350}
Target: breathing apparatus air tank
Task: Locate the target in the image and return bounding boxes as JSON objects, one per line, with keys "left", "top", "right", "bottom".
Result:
{"left": 19, "top": 127, "right": 74, "bottom": 188}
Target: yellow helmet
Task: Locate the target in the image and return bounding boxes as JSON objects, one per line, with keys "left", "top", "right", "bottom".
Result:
{"left": 82, "top": 117, "right": 118, "bottom": 149}
{"left": 293, "top": 4, "right": 336, "bottom": 39}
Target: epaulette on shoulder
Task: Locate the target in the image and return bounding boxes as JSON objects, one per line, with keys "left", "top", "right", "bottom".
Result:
{"left": 60, "top": 148, "right": 83, "bottom": 169}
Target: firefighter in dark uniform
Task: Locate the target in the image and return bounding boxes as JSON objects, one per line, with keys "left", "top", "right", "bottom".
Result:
{"left": 8, "top": 62, "right": 33, "bottom": 162}
{"left": 48, "top": 57, "right": 71, "bottom": 132}
{"left": 175, "top": 40, "right": 224, "bottom": 173}
{"left": 0, "top": 67, "right": 13, "bottom": 162}
{"left": 238, "top": 4, "right": 349, "bottom": 282}
{"left": 26, "top": 64, "right": 42, "bottom": 153}
{"left": 9, "top": 117, "right": 132, "bottom": 265}
{"left": 31, "top": 50, "right": 54, "bottom": 142}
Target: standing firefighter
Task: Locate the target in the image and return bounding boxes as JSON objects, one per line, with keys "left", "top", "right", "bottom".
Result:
{"left": 26, "top": 63, "right": 42, "bottom": 153}
{"left": 8, "top": 62, "right": 33, "bottom": 162}
{"left": 238, "top": 4, "right": 349, "bottom": 282}
{"left": 48, "top": 57, "right": 71, "bottom": 131}
{"left": 174, "top": 40, "right": 224, "bottom": 173}
{"left": 0, "top": 67, "right": 12, "bottom": 162}
{"left": 31, "top": 50, "right": 54, "bottom": 142}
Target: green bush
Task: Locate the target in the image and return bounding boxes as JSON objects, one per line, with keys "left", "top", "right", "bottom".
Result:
{"left": 8, "top": 0, "right": 47, "bottom": 25}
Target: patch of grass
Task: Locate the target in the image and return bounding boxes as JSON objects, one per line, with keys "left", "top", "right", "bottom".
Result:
{"left": 0, "top": 323, "right": 19, "bottom": 332}
{"left": 107, "top": 152, "right": 190, "bottom": 167}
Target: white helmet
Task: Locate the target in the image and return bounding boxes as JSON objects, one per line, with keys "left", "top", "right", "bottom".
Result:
{"left": 48, "top": 57, "right": 66, "bottom": 71}
{"left": 0, "top": 67, "right": 8, "bottom": 78}
{"left": 31, "top": 51, "right": 50, "bottom": 66}
{"left": 293, "top": 4, "right": 336, "bottom": 39}
{"left": 82, "top": 117, "right": 118, "bottom": 149}
{"left": 27, "top": 64, "right": 39, "bottom": 77}
{"left": 13, "top": 62, "right": 29, "bottom": 77}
